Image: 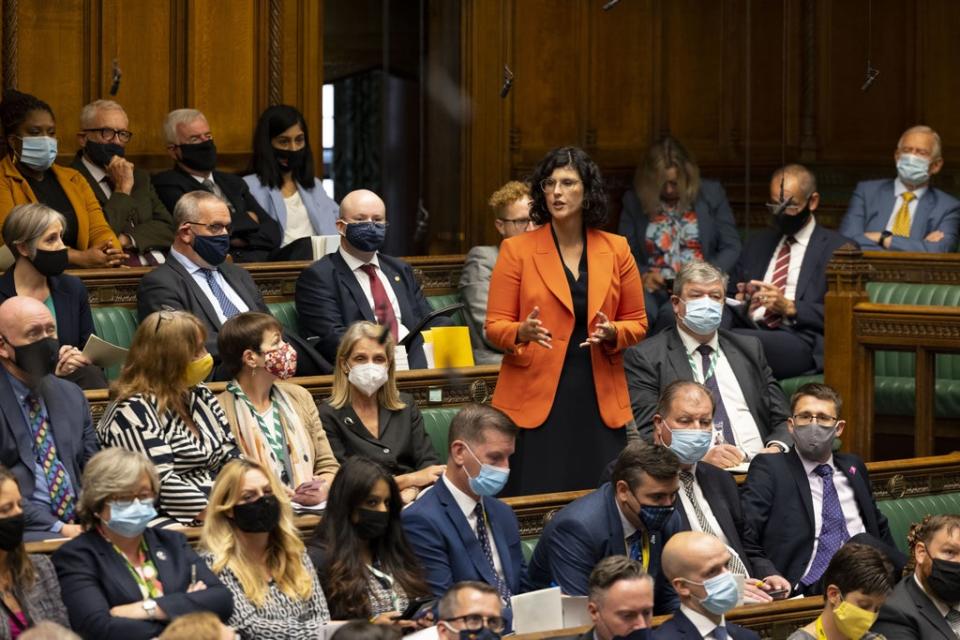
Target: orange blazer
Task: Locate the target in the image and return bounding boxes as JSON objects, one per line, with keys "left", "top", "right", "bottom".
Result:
{"left": 0, "top": 155, "right": 119, "bottom": 251}
{"left": 485, "top": 224, "right": 647, "bottom": 428}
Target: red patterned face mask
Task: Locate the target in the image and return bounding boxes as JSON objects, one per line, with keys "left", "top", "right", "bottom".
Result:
{"left": 264, "top": 342, "right": 298, "bottom": 380}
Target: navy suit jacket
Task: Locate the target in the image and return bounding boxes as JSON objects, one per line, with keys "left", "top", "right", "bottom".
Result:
{"left": 0, "top": 265, "right": 94, "bottom": 350}
{"left": 873, "top": 574, "right": 957, "bottom": 639}
{"left": 840, "top": 179, "right": 960, "bottom": 253}
{"left": 53, "top": 527, "right": 233, "bottom": 640}
{"left": 0, "top": 373, "right": 98, "bottom": 533}
{"left": 527, "top": 482, "right": 680, "bottom": 614}
{"left": 295, "top": 251, "right": 452, "bottom": 369}
{"left": 740, "top": 450, "right": 895, "bottom": 590}
{"left": 618, "top": 179, "right": 742, "bottom": 274}
{"left": 727, "top": 224, "right": 853, "bottom": 372}
{"left": 653, "top": 608, "right": 760, "bottom": 639}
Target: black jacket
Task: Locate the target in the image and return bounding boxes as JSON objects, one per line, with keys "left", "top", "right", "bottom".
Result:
{"left": 873, "top": 574, "right": 958, "bottom": 639}
{"left": 0, "top": 265, "right": 94, "bottom": 350}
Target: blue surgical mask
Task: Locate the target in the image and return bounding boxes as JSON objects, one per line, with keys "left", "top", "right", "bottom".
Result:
{"left": 464, "top": 444, "right": 510, "bottom": 497}
{"left": 192, "top": 232, "right": 230, "bottom": 266}
{"left": 897, "top": 153, "right": 931, "bottom": 186}
{"left": 687, "top": 571, "right": 742, "bottom": 615}
{"left": 18, "top": 136, "right": 57, "bottom": 171}
{"left": 639, "top": 504, "right": 675, "bottom": 532}
{"left": 344, "top": 221, "right": 387, "bottom": 252}
{"left": 664, "top": 425, "right": 712, "bottom": 464}
{"left": 105, "top": 498, "right": 157, "bottom": 538}
{"left": 681, "top": 296, "right": 723, "bottom": 336}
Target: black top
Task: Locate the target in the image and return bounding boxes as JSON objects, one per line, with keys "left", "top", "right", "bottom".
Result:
{"left": 25, "top": 170, "right": 79, "bottom": 248}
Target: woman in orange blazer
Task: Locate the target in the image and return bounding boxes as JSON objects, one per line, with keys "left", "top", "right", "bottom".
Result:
{"left": 0, "top": 90, "right": 123, "bottom": 268}
{"left": 486, "top": 147, "right": 647, "bottom": 495}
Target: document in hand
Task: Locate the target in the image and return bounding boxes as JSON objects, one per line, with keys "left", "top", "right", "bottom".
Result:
{"left": 81, "top": 334, "right": 129, "bottom": 368}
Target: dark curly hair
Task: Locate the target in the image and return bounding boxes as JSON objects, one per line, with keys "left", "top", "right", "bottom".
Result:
{"left": 0, "top": 89, "right": 54, "bottom": 140}
{"left": 528, "top": 146, "right": 607, "bottom": 227}
{"left": 247, "top": 104, "right": 316, "bottom": 190}
{"left": 905, "top": 513, "right": 960, "bottom": 576}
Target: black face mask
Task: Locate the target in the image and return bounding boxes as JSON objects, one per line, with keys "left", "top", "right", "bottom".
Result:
{"left": 84, "top": 140, "right": 125, "bottom": 168}
{"left": 354, "top": 508, "right": 389, "bottom": 540}
{"left": 0, "top": 514, "right": 23, "bottom": 551}
{"left": 928, "top": 557, "right": 960, "bottom": 604}
{"left": 773, "top": 205, "right": 812, "bottom": 237}
{"left": 178, "top": 140, "right": 218, "bottom": 173}
{"left": 30, "top": 248, "right": 68, "bottom": 277}
{"left": 232, "top": 495, "right": 281, "bottom": 533}
{"left": 274, "top": 147, "right": 307, "bottom": 172}
{"left": 6, "top": 337, "right": 59, "bottom": 380}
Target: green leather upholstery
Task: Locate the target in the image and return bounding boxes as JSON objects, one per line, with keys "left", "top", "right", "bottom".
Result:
{"left": 427, "top": 293, "right": 467, "bottom": 326}
{"left": 91, "top": 306, "right": 139, "bottom": 380}
{"left": 421, "top": 406, "right": 461, "bottom": 463}
{"left": 521, "top": 537, "right": 539, "bottom": 563}
{"left": 877, "top": 493, "right": 960, "bottom": 554}
{"left": 266, "top": 301, "right": 300, "bottom": 337}
{"left": 777, "top": 375, "right": 824, "bottom": 400}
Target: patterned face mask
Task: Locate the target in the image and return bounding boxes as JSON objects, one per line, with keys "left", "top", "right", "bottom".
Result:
{"left": 263, "top": 342, "right": 298, "bottom": 380}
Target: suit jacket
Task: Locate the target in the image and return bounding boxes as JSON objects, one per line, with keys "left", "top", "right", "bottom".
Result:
{"left": 624, "top": 327, "right": 791, "bottom": 445}
{"left": 71, "top": 152, "right": 175, "bottom": 252}
{"left": 652, "top": 608, "right": 760, "bottom": 640}
{"left": 527, "top": 483, "right": 680, "bottom": 615}
{"left": 0, "top": 263, "right": 95, "bottom": 350}
{"left": 486, "top": 224, "right": 647, "bottom": 428}
{"left": 741, "top": 449, "right": 894, "bottom": 589}
{"left": 458, "top": 245, "right": 503, "bottom": 364}
{"left": 872, "top": 574, "right": 957, "bottom": 639}
{"left": 840, "top": 179, "right": 960, "bottom": 253}
{"left": 295, "top": 251, "right": 451, "bottom": 370}
{"left": 52, "top": 527, "right": 233, "bottom": 640}
{"left": 0, "top": 155, "right": 119, "bottom": 252}
{"left": 618, "top": 179, "right": 742, "bottom": 274}
{"left": 0, "top": 373, "right": 98, "bottom": 533}
{"left": 727, "top": 224, "right": 853, "bottom": 372}
{"left": 0, "top": 554, "right": 69, "bottom": 640}
{"left": 243, "top": 174, "right": 339, "bottom": 236}
{"left": 151, "top": 166, "right": 281, "bottom": 263}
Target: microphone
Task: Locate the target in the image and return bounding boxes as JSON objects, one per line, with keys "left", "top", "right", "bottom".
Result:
{"left": 861, "top": 64, "right": 880, "bottom": 92}
{"left": 602, "top": 0, "right": 621, "bottom": 9}
{"left": 109, "top": 59, "right": 122, "bottom": 96}
{"left": 500, "top": 65, "right": 514, "bottom": 99}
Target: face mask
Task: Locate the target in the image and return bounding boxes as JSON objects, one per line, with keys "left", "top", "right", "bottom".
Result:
{"left": 232, "top": 494, "right": 281, "bottom": 533}
{"left": 0, "top": 514, "right": 24, "bottom": 551}
{"left": 6, "top": 336, "right": 58, "bottom": 380}
{"left": 17, "top": 136, "right": 57, "bottom": 171}
{"left": 192, "top": 232, "right": 230, "bottom": 266}
{"left": 612, "top": 629, "right": 650, "bottom": 640}
{"left": 639, "top": 504, "right": 675, "bottom": 532}
{"left": 106, "top": 498, "right": 157, "bottom": 537}
{"left": 29, "top": 248, "right": 68, "bottom": 277}
{"left": 464, "top": 444, "right": 510, "bottom": 497}
{"left": 773, "top": 205, "right": 812, "bottom": 237}
{"left": 897, "top": 153, "right": 931, "bottom": 186}
{"left": 84, "top": 140, "right": 125, "bottom": 168}
{"left": 927, "top": 557, "right": 960, "bottom": 603}
{"left": 343, "top": 221, "right": 387, "bottom": 253}
{"left": 263, "top": 342, "right": 297, "bottom": 380}
{"left": 680, "top": 296, "right": 723, "bottom": 336}
{"left": 274, "top": 147, "right": 307, "bottom": 172}
{"left": 663, "top": 424, "right": 712, "bottom": 464}
{"left": 688, "top": 571, "right": 742, "bottom": 616}
{"left": 832, "top": 599, "right": 879, "bottom": 639}
{"left": 348, "top": 362, "right": 389, "bottom": 397}
{"left": 177, "top": 140, "right": 217, "bottom": 173}
{"left": 184, "top": 353, "right": 214, "bottom": 386}
{"left": 792, "top": 423, "right": 837, "bottom": 461}
{"left": 354, "top": 507, "right": 389, "bottom": 540}
{"left": 440, "top": 622, "right": 501, "bottom": 640}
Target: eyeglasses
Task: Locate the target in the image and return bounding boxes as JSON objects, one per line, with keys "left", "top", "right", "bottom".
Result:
{"left": 187, "top": 221, "right": 232, "bottom": 234}
{"left": 765, "top": 198, "right": 809, "bottom": 216}
{"left": 540, "top": 178, "right": 581, "bottom": 192}
{"left": 110, "top": 496, "right": 155, "bottom": 509}
{"left": 83, "top": 127, "right": 134, "bottom": 143}
{"left": 792, "top": 413, "right": 839, "bottom": 427}
{"left": 443, "top": 615, "right": 507, "bottom": 634}
{"left": 498, "top": 217, "right": 532, "bottom": 230}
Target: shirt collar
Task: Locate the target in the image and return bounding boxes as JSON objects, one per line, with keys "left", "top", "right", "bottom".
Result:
{"left": 339, "top": 246, "right": 380, "bottom": 272}
{"left": 190, "top": 171, "right": 214, "bottom": 183}
{"left": 169, "top": 247, "right": 203, "bottom": 275}
{"left": 913, "top": 572, "right": 958, "bottom": 618}
{"left": 677, "top": 324, "right": 719, "bottom": 357}
{"left": 894, "top": 177, "right": 929, "bottom": 202}
{"left": 441, "top": 473, "right": 479, "bottom": 520}
{"left": 800, "top": 452, "right": 835, "bottom": 476}
{"left": 81, "top": 155, "right": 108, "bottom": 184}
{"left": 679, "top": 604, "right": 725, "bottom": 637}
{"left": 787, "top": 214, "right": 817, "bottom": 247}
{"left": 3, "top": 367, "right": 32, "bottom": 403}
{"left": 614, "top": 496, "right": 637, "bottom": 540}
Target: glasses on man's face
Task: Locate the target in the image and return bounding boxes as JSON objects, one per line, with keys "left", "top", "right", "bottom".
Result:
{"left": 498, "top": 217, "right": 532, "bottom": 230}
{"left": 83, "top": 127, "right": 133, "bottom": 143}
{"left": 765, "top": 198, "right": 808, "bottom": 216}
{"left": 444, "top": 615, "right": 507, "bottom": 634}
{"left": 792, "top": 413, "right": 839, "bottom": 427}
{"left": 540, "top": 178, "right": 581, "bottom": 192}
{"left": 187, "top": 221, "right": 232, "bottom": 235}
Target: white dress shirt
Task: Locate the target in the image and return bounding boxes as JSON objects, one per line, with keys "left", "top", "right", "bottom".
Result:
{"left": 441, "top": 474, "right": 504, "bottom": 580}
{"left": 885, "top": 178, "right": 929, "bottom": 231}
{"left": 169, "top": 248, "right": 250, "bottom": 324}
{"left": 752, "top": 215, "right": 817, "bottom": 323}
{"left": 615, "top": 499, "right": 638, "bottom": 556}
{"left": 282, "top": 190, "right": 315, "bottom": 246}
{"left": 677, "top": 464, "right": 731, "bottom": 548}
{"left": 338, "top": 247, "right": 409, "bottom": 341}
{"left": 81, "top": 156, "right": 113, "bottom": 198}
{"left": 680, "top": 604, "right": 729, "bottom": 639}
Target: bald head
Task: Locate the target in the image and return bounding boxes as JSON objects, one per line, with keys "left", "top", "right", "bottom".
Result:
{"left": 770, "top": 164, "right": 817, "bottom": 202}
{"left": 0, "top": 296, "right": 58, "bottom": 382}
{"left": 0, "top": 297, "right": 53, "bottom": 338}
{"left": 340, "top": 189, "right": 386, "bottom": 220}
{"left": 662, "top": 531, "right": 729, "bottom": 581}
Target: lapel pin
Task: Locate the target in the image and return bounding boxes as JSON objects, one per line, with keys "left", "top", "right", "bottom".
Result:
{"left": 849, "top": 466, "right": 856, "bottom": 475}
{"left": 156, "top": 550, "right": 168, "bottom": 561}
{"left": 394, "top": 275, "right": 400, "bottom": 282}
{"left": 345, "top": 417, "right": 354, "bottom": 425}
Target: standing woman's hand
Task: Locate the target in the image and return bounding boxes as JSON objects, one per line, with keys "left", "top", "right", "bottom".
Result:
{"left": 516, "top": 306, "right": 552, "bottom": 349}
{"left": 580, "top": 311, "right": 617, "bottom": 347}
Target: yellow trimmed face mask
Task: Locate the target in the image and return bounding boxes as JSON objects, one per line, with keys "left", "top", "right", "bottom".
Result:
{"left": 184, "top": 353, "right": 214, "bottom": 387}
{"left": 833, "top": 600, "right": 879, "bottom": 639}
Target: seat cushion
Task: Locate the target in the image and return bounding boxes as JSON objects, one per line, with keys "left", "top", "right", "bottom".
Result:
{"left": 266, "top": 301, "right": 300, "bottom": 337}
{"left": 427, "top": 293, "right": 467, "bottom": 327}
{"left": 420, "top": 406, "right": 461, "bottom": 463}
{"left": 778, "top": 375, "right": 824, "bottom": 400}
{"left": 91, "top": 306, "right": 139, "bottom": 380}
{"left": 877, "top": 493, "right": 960, "bottom": 554}
{"left": 521, "top": 537, "right": 539, "bottom": 563}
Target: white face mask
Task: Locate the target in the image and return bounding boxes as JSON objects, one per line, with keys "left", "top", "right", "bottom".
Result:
{"left": 348, "top": 362, "right": 389, "bottom": 397}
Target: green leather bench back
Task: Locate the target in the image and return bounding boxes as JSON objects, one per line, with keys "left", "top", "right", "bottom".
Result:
{"left": 421, "top": 406, "right": 461, "bottom": 463}
{"left": 266, "top": 301, "right": 300, "bottom": 337}
{"left": 90, "top": 306, "right": 139, "bottom": 380}
{"left": 427, "top": 293, "right": 468, "bottom": 327}
{"left": 521, "top": 537, "right": 539, "bottom": 563}
{"left": 877, "top": 493, "right": 960, "bottom": 554}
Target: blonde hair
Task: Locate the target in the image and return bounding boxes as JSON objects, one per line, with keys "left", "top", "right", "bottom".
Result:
{"left": 635, "top": 137, "right": 701, "bottom": 216}
{"left": 158, "top": 612, "right": 223, "bottom": 640}
{"left": 77, "top": 448, "right": 160, "bottom": 530}
{"left": 328, "top": 321, "right": 405, "bottom": 411}
{"left": 488, "top": 181, "right": 530, "bottom": 218}
{"left": 114, "top": 310, "right": 206, "bottom": 416}
{"left": 201, "top": 459, "right": 314, "bottom": 607}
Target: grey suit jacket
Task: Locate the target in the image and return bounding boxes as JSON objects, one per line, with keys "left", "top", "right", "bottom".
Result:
{"left": 624, "top": 326, "right": 791, "bottom": 446}
{"left": 873, "top": 574, "right": 957, "bottom": 639}
{"left": 458, "top": 245, "right": 503, "bottom": 364}
{"left": 0, "top": 555, "right": 69, "bottom": 639}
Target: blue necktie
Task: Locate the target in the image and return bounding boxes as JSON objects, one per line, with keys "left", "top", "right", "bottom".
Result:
{"left": 627, "top": 530, "right": 643, "bottom": 563}
{"left": 713, "top": 625, "right": 728, "bottom": 640}
{"left": 201, "top": 268, "right": 240, "bottom": 319}
{"left": 474, "top": 502, "right": 512, "bottom": 606}
{"left": 696, "top": 344, "right": 736, "bottom": 445}
{"left": 801, "top": 463, "right": 850, "bottom": 585}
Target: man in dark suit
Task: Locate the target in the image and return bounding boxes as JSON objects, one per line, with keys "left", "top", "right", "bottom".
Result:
{"left": 437, "top": 582, "right": 506, "bottom": 640}
{"left": 295, "top": 189, "right": 451, "bottom": 370}
{"left": 726, "top": 164, "right": 853, "bottom": 379}
{"left": 152, "top": 108, "right": 281, "bottom": 263}
{"left": 626, "top": 260, "right": 791, "bottom": 467}
{"left": 559, "top": 556, "right": 653, "bottom": 640}
{"left": 840, "top": 125, "right": 959, "bottom": 253}
{"left": 0, "top": 296, "right": 98, "bottom": 540}
{"left": 527, "top": 441, "right": 682, "bottom": 615}
{"left": 741, "top": 383, "right": 902, "bottom": 596}
{"left": 655, "top": 531, "right": 760, "bottom": 639}
{"left": 72, "top": 99, "right": 175, "bottom": 265}
{"left": 873, "top": 513, "right": 960, "bottom": 639}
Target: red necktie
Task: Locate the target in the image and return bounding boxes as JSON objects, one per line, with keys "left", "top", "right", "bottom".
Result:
{"left": 359, "top": 264, "right": 399, "bottom": 341}
{"left": 763, "top": 236, "right": 795, "bottom": 329}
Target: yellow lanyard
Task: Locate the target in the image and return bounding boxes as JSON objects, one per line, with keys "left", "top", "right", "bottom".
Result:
{"left": 641, "top": 532, "right": 650, "bottom": 572}
{"left": 814, "top": 616, "right": 828, "bottom": 640}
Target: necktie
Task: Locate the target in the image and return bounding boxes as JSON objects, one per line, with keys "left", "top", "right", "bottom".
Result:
{"left": 200, "top": 268, "right": 240, "bottom": 319}
{"left": 801, "top": 464, "right": 850, "bottom": 585}
{"left": 763, "top": 236, "right": 795, "bottom": 328}
{"left": 359, "top": 264, "right": 399, "bottom": 341}
{"left": 101, "top": 175, "right": 114, "bottom": 194}
{"left": 474, "top": 502, "right": 512, "bottom": 605}
{"left": 626, "top": 530, "right": 643, "bottom": 563}
{"left": 713, "top": 625, "right": 728, "bottom": 640}
{"left": 891, "top": 191, "right": 915, "bottom": 237}
{"left": 696, "top": 344, "right": 735, "bottom": 445}
{"left": 25, "top": 394, "right": 76, "bottom": 523}
{"left": 945, "top": 608, "right": 960, "bottom": 638}
{"left": 679, "top": 471, "right": 748, "bottom": 577}
{"left": 201, "top": 177, "right": 222, "bottom": 198}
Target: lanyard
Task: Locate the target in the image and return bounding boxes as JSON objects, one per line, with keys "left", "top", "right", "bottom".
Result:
{"left": 111, "top": 538, "right": 163, "bottom": 599}
{"left": 228, "top": 382, "right": 292, "bottom": 484}
{"left": 641, "top": 532, "right": 650, "bottom": 572}
{"left": 687, "top": 347, "right": 719, "bottom": 384}
{"left": 367, "top": 563, "right": 400, "bottom": 612}
{"left": 814, "top": 616, "right": 828, "bottom": 639}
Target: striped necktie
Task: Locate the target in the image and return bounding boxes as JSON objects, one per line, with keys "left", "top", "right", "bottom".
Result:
{"left": 201, "top": 268, "right": 240, "bottom": 319}
{"left": 945, "top": 608, "right": 960, "bottom": 638}
{"left": 25, "top": 394, "right": 76, "bottom": 522}
{"left": 679, "top": 471, "right": 748, "bottom": 577}
{"left": 474, "top": 502, "right": 512, "bottom": 606}
{"left": 763, "top": 236, "right": 795, "bottom": 328}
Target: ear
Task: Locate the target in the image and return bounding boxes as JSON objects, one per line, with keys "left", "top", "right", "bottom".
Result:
{"left": 834, "top": 420, "right": 846, "bottom": 438}
{"left": 671, "top": 578, "right": 691, "bottom": 598}
{"left": 587, "top": 600, "right": 599, "bottom": 622}
{"left": 671, "top": 295, "right": 683, "bottom": 316}
{"left": 653, "top": 416, "right": 666, "bottom": 446}
{"left": 825, "top": 584, "right": 842, "bottom": 606}
{"left": 914, "top": 540, "right": 928, "bottom": 567}
{"left": 242, "top": 348, "right": 260, "bottom": 370}
{"left": 808, "top": 192, "right": 821, "bottom": 212}
{"left": 930, "top": 157, "right": 945, "bottom": 176}
{"left": 449, "top": 440, "right": 467, "bottom": 466}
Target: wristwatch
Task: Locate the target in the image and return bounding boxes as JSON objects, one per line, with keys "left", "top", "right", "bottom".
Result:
{"left": 142, "top": 598, "right": 158, "bottom": 619}
{"left": 880, "top": 230, "right": 893, "bottom": 247}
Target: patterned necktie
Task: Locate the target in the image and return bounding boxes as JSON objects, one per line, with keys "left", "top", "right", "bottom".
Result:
{"left": 25, "top": 394, "right": 76, "bottom": 523}
{"left": 359, "top": 264, "right": 399, "bottom": 341}
{"left": 200, "top": 268, "right": 240, "bottom": 319}
{"left": 763, "top": 236, "right": 795, "bottom": 328}
{"left": 474, "top": 502, "right": 512, "bottom": 606}
{"left": 696, "top": 344, "right": 735, "bottom": 445}
{"left": 891, "top": 191, "right": 915, "bottom": 237}
{"left": 679, "top": 471, "right": 748, "bottom": 577}
{"left": 946, "top": 608, "right": 960, "bottom": 639}
{"left": 626, "top": 530, "right": 643, "bottom": 563}
{"left": 801, "top": 464, "right": 850, "bottom": 585}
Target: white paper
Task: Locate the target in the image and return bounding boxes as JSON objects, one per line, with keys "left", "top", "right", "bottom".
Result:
{"left": 421, "top": 342, "right": 435, "bottom": 369}
{"left": 725, "top": 297, "right": 745, "bottom": 307}
{"left": 311, "top": 235, "right": 341, "bottom": 260}
{"left": 81, "top": 334, "right": 129, "bottom": 368}
{"left": 510, "top": 587, "right": 563, "bottom": 634}
{"left": 394, "top": 345, "right": 411, "bottom": 371}
{"left": 561, "top": 595, "right": 591, "bottom": 628}
{"left": 726, "top": 462, "right": 750, "bottom": 474}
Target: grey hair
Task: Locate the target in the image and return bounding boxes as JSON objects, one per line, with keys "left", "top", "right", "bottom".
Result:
{"left": 1, "top": 203, "right": 67, "bottom": 259}
{"left": 898, "top": 125, "right": 942, "bottom": 160}
{"left": 772, "top": 164, "right": 818, "bottom": 200}
{"left": 79, "top": 99, "right": 126, "bottom": 129}
{"left": 673, "top": 260, "right": 728, "bottom": 298}
{"left": 173, "top": 190, "right": 225, "bottom": 226}
{"left": 163, "top": 108, "right": 206, "bottom": 145}
{"left": 19, "top": 621, "right": 81, "bottom": 640}
{"left": 77, "top": 448, "right": 160, "bottom": 528}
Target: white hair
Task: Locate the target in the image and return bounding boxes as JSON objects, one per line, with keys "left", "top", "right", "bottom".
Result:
{"left": 79, "top": 99, "right": 126, "bottom": 129}
{"left": 898, "top": 125, "right": 942, "bottom": 160}
{"left": 163, "top": 108, "right": 206, "bottom": 145}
